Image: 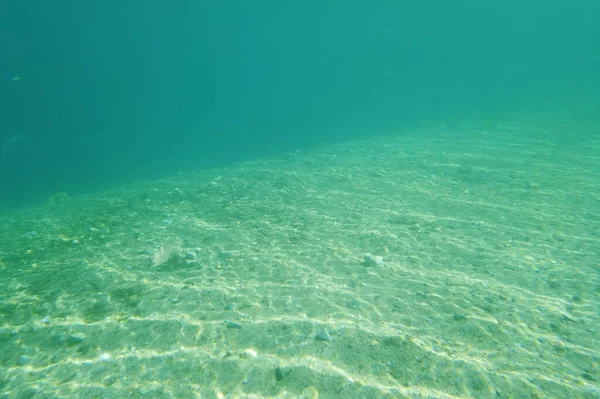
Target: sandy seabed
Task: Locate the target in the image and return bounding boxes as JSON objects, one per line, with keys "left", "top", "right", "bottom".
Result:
{"left": 1, "top": 120, "right": 599, "bottom": 398}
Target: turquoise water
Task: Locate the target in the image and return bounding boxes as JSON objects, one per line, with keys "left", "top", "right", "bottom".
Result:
{"left": 1, "top": 1, "right": 598, "bottom": 206}
{"left": 0, "top": 2, "right": 599, "bottom": 398}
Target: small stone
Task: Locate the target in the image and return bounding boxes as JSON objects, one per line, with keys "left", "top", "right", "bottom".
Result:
{"left": 239, "top": 349, "right": 258, "bottom": 358}
{"left": 363, "top": 253, "right": 383, "bottom": 266}
{"left": 17, "top": 355, "right": 30, "bottom": 366}
{"left": 224, "top": 320, "right": 242, "bottom": 329}
{"left": 104, "top": 376, "right": 117, "bottom": 386}
{"left": 549, "top": 338, "right": 566, "bottom": 351}
{"left": 314, "top": 328, "right": 331, "bottom": 341}
{"left": 67, "top": 334, "right": 85, "bottom": 344}
{"left": 275, "top": 367, "right": 284, "bottom": 381}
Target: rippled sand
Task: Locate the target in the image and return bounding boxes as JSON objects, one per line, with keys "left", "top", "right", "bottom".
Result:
{"left": 1, "top": 121, "right": 599, "bottom": 398}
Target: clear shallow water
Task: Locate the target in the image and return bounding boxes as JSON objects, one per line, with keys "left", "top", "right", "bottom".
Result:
{"left": 1, "top": 1, "right": 599, "bottom": 397}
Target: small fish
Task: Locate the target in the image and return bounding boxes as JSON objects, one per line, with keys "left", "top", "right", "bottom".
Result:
{"left": 151, "top": 241, "right": 179, "bottom": 267}
{"left": 1, "top": 134, "right": 24, "bottom": 160}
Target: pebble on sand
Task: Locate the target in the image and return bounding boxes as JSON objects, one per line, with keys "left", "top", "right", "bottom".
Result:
{"left": 363, "top": 253, "right": 383, "bottom": 266}
{"left": 239, "top": 348, "right": 258, "bottom": 358}
{"left": 224, "top": 320, "right": 243, "bottom": 329}
{"left": 314, "top": 328, "right": 331, "bottom": 341}
{"left": 17, "top": 355, "right": 30, "bottom": 366}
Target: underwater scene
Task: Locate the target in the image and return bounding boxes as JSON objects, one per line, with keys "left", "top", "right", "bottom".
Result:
{"left": 1, "top": 1, "right": 599, "bottom": 398}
